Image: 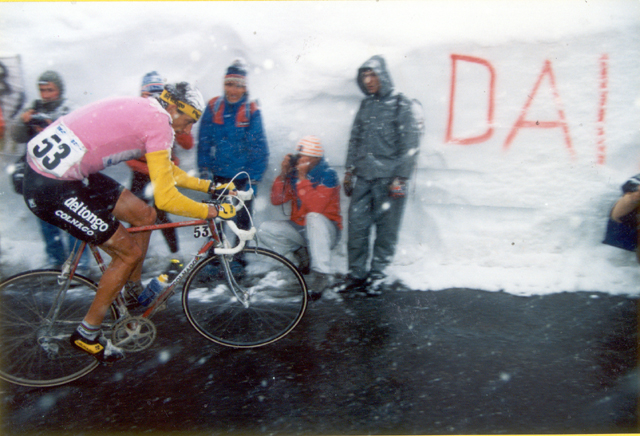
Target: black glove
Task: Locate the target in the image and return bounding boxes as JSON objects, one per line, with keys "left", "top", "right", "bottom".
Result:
{"left": 343, "top": 172, "right": 354, "bottom": 197}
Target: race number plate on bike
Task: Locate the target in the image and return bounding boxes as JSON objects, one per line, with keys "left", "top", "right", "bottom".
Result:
{"left": 193, "top": 225, "right": 212, "bottom": 238}
{"left": 27, "top": 122, "right": 87, "bottom": 178}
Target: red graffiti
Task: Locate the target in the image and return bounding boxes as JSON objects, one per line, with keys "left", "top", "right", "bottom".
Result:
{"left": 504, "top": 59, "right": 574, "bottom": 156}
{"left": 446, "top": 54, "right": 496, "bottom": 145}
{"left": 446, "top": 54, "right": 609, "bottom": 164}
{"left": 596, "top": 54, "right": 609, "bottom": 165}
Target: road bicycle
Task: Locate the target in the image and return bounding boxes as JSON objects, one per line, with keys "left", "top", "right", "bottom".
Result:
{"left": 0, "top": 182, "right": 308, "bottom": 387}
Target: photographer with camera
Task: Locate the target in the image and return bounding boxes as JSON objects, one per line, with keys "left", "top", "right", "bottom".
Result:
{"left": 11, "top": 70, "right": 90, "bottom": 271}
{"left": 258, "top": 136, "right": 342, "bottom": 301}
{"left": 12, "top": 71, "right": 71, "bottom": 143}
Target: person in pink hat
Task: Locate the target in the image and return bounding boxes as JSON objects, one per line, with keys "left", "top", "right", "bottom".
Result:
{"left": 258, "top": 135, "right": 342, "bottom": 301}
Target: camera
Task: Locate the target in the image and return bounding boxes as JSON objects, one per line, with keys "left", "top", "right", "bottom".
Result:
{"left": 28, "top": 113, "right": 52, "bottom": 129}
{"left": 288, "top": 153, "right": 300, "bottom": 169}
{"left": 289, "top": 154, "right": 300, "bottom": 168}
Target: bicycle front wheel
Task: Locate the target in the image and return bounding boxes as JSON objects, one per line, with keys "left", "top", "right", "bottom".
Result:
{"left": 182, "top": 247, "right": 308, "bottom": 348}
{"left": 0, "top": 270, "right": 117, "bottom": 387}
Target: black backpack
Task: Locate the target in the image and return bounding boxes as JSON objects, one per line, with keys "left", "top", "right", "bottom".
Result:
{"left": 10, "top": 154, "right": 26, "bottom": 195}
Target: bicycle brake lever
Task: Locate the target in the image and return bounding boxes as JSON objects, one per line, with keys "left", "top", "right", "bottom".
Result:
{"left": 236, "top": 188, "right": 254, "bottom": 202}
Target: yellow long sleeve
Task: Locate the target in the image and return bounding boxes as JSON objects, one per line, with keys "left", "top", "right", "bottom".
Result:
{"left": 145, "top": 149, "right": 212, "bottom": 219}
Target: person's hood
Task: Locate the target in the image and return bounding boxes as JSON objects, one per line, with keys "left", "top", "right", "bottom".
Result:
{"left": 356, "top": 55, "right": 394, "bottom": 97}
{"left": 37, "top": 70, "right": 65, "bottom": 112}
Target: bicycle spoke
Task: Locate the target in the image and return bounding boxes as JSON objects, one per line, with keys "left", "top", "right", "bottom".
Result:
{"left": 0, "top": 271, "right": 117, "bottom": 387}
{"left": 183, "top": 248, "right": 307, "bottom": 348}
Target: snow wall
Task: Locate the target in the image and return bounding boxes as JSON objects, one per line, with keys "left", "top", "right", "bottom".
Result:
{"left": 387, "top": 31, "right": 640, "bottom": 295}
{"left": 2, "top": 1, "right": 640, "bottom": 296}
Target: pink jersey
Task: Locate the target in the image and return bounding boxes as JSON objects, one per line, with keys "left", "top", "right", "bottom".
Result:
{"left": 27, "top": 96, "right": 175, "bottom": 180}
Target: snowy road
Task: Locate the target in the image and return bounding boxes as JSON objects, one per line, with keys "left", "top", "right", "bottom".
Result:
{"left": 0, "top": 288, "right": 637, "bottom": 434}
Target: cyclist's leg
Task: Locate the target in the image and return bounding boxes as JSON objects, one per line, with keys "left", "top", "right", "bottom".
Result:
{"left": 22, "top": 169, "right": 150, "bottom": 362}
{"left": 110, "top": 188, "right": 157, "bottom": 284}
{"left": 83, "top": 223, "right": 146, "bottom": 326}
{"left": 72, "top": 192, "right": 155, "bottom": 363}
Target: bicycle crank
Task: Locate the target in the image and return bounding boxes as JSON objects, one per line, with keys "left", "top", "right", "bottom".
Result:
{"left": 111, "top": 316, "right": 157, "bottom": 352}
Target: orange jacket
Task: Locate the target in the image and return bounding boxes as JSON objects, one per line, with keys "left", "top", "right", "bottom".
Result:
{"left": 270, "top": 160, "right": 342, "bottom": 230}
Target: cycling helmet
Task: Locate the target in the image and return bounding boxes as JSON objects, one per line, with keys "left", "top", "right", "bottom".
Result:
{"left": 159, "top": 82, "right": 205, "bottom": 121}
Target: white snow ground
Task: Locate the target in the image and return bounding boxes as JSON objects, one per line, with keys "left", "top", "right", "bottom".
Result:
{"left": 1, "top": 0, "right": 639, "bottom": 296}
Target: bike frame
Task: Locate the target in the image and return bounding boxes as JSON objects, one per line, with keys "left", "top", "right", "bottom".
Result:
{"left": 59, "top": 212, "right": 254, "bottom": 323}
{"left": 0, "top": 175, "right": 310, "bottom": 387}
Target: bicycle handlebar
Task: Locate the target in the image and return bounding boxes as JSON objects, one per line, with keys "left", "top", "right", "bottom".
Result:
{"left": 204, "top": 188, "right": 257, "bottom": 255}
{"left": 214, "top": 220, "right": 257, "bottom": 255}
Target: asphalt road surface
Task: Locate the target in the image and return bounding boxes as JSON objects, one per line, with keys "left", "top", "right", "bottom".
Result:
{"left": 0, "top": 287, "right": 637, "bottom": 435}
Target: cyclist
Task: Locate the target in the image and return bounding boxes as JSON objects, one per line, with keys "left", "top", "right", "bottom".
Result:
{"left": 22, "top": 82, "right": 235, "bottom": 364}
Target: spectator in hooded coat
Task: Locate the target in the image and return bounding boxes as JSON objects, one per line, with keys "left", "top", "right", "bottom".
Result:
{"left": 339, "top": 55, "right": 420, "bottom": 296}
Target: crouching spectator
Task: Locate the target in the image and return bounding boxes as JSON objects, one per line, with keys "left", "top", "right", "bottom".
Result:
{"left": 603, "top": 174, "right": 640, "bottom": 262}
{"left": 258, "top": 136, "right": 342, "bottom": 301}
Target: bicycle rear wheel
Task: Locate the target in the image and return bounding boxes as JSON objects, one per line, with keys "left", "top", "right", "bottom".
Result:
{"left": 0, "top": 270, "right": 117, "bottom": 387}
{"left": 182, "top": 247, "right": 307, "bottom": 348}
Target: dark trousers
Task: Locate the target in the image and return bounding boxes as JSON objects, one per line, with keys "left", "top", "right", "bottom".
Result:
{"left": 347, "top": 177, "right": 406, "bottom": 279}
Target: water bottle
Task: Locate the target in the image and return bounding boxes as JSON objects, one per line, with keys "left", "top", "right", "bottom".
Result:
{"left": 137, "top": 274, "right": 168, "bottom": 307}
{"left": 166, "top": 258, "right": 183, "bottom": 281}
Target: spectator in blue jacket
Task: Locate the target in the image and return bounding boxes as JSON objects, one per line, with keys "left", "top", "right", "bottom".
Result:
{"left": 197, "top": 58, "right": 269, "bottom": 232}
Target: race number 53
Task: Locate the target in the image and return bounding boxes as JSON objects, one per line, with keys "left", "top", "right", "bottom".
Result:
{"left": 32, "top": 134, "right": 70, "bottom": 170}
{"left": 27, "top": 122, "right": 86, "bottom": 178}
{"left": 193, "top": 225, "right": 212, "bottom": 238}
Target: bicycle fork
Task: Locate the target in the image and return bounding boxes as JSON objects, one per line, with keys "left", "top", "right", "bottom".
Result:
{"left": 219, "top": 255, "right": 251, "bottom": 308}
{"left": 38, "top": 277, "right": 71, "bottom": 358}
